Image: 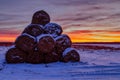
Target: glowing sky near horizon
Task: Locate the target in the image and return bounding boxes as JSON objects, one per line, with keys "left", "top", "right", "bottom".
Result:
{"left": 0, "top": 0, "right": 120, "bottom": 42}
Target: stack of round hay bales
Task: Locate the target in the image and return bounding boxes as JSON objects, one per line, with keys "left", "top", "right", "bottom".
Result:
{"left": 5, "top": 10, "right": 80, "bottom": 64}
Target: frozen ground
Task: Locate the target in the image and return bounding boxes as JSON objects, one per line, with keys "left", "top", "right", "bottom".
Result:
{"left": 0, "top": 44, "right": 120, "bottom": 80}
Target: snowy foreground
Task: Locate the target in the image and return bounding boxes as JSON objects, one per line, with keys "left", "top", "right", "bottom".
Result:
{"left": 0, "top": 44, "right": 120, "bottom": 80}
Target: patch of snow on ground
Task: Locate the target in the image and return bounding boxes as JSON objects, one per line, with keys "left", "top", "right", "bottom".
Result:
{"left": 78, "top": 43, "right": 120, "bottom": 48}
{"left": 0, "top": 45, "right": 120, "bottom": 80}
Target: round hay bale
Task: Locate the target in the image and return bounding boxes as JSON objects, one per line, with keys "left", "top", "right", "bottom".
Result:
{"left": 15, "top": 33, "right": 36, "bottom": 52}
{"left": 6, "top": 47, "right": 26, "bottom": 63}
{"left": 44, "top": 52, "right": 59, "bottom": 63}
{"left": 55, "top": 34, "right": 72, "bottom": 57}
{"left": 26, "top": 50, "right": 44, "bottom": 64}
{"left": 22, "top": 24, "right": 44, "bottom": 37}
{"left": 31, "top": 10, "right": 50, "bottom": 26}
{"left": 37, "top": 34, "right": 55, "bottom": 53}
{"left": 44, "top": 23, "right": 63, "bottom": 38}
{"left": 62, "top": 48, "right": 80, "bottom": 62}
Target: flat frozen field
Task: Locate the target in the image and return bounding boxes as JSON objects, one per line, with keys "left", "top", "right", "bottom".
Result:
{"left": 0, "top": 44, "right": 120, "bottom": 80}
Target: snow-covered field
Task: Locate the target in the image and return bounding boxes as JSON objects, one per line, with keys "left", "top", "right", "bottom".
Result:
{"left": 0, "top": 44, "right": 120, "bottom": 80}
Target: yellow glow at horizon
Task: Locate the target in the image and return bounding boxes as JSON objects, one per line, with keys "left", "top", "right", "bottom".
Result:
{"left": 0, "top": 32, "right": 120, "bottom": 42}
{"left": 0, "top": 34, "right": 17, "bottom": 42}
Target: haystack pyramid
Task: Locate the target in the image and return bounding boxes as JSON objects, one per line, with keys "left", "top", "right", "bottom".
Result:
{"left": 6, "top": 10, "right": 80, "bottom": 64}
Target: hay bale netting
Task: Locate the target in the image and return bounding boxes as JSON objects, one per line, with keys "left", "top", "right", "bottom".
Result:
{"left": 22, "top": 24, "right": 44, "bottom": 37}
{"left": 44, "top": 52, "right": 59, "bottom": 63}
{"left": 62, "top": 48, "right": 80, "bottom": 62}
{"left": 31, "top": 10, "right": 50, "bottom": 26}
{"left": 37, "top": 34, "right": 55, "bottom": 53}
{"left": 6, "top": 47, "right": 26, "bottom": 63}
{"left": 55, "top": 34, "right": 72, "bottom": 58}
{"left": 15, "top": 33, "right": 36, "bottom": 53}
{"left": 26, "top": 50, "right": 44, "bottom": 64}
{"left": 44, "top": 23, "right": 63, "bottom": 38}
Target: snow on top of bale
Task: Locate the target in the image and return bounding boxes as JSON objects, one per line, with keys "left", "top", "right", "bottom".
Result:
{"left": 55, "top": 34, "right": 72, "bottom": 45}
{"left": 44, "top": 23, "right": 63, "bottom": 38}
{"left": 62, "top": 47, "right": 79, "bottom": 57}
{"left": 23, "top": 24, "right": 43, "bottom": 31}
{"left": 44, "top": 23, "right": 62, "bottom": 32}
{"left": 55, "top": 34, "right": 68, "bottom": 40}
{"left": 15, "top": 33, "right": 36, "bottom": 42}
{"left": 22, "top": 24, "right": 45, "bottom": 37}
{"left": 36, "top": 34, "right": 54, "bottom": 43}
{"left": 22, "top": 33, "right": 36, "bottom": 40}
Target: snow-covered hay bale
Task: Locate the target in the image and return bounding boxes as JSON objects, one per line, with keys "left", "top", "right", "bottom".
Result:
{"left": 44, "top": 52, "right": 59, "bottom": 63}
{"left": 55, "top": 34, "right": 72, "bottom": 57}
{"left": 26, "top": 51, "right": 44, "bottom": 64}
{"left": 22, "top": 24, "right": 44, "bottom": 37}
{"left": 15, "top": 33, "right": 36, "bottom": 52}
{"left": 6, "top": 47, "right": 26, "bottom": 63}
{"left": 37, "top": 34, "right": 55, "bottom": 53}
{"left": 31, "top": 10, "right": 50, "bottom": 26}
{"left": 44, "top": 23, "right": 63, "bottom": 38}
{"left": 62, "top": 48, "right": 80, "bottom": 62}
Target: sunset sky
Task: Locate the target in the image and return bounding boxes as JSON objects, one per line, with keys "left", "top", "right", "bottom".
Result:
{"left": 0, "top": 0, "right": 120, "bottom": 42}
